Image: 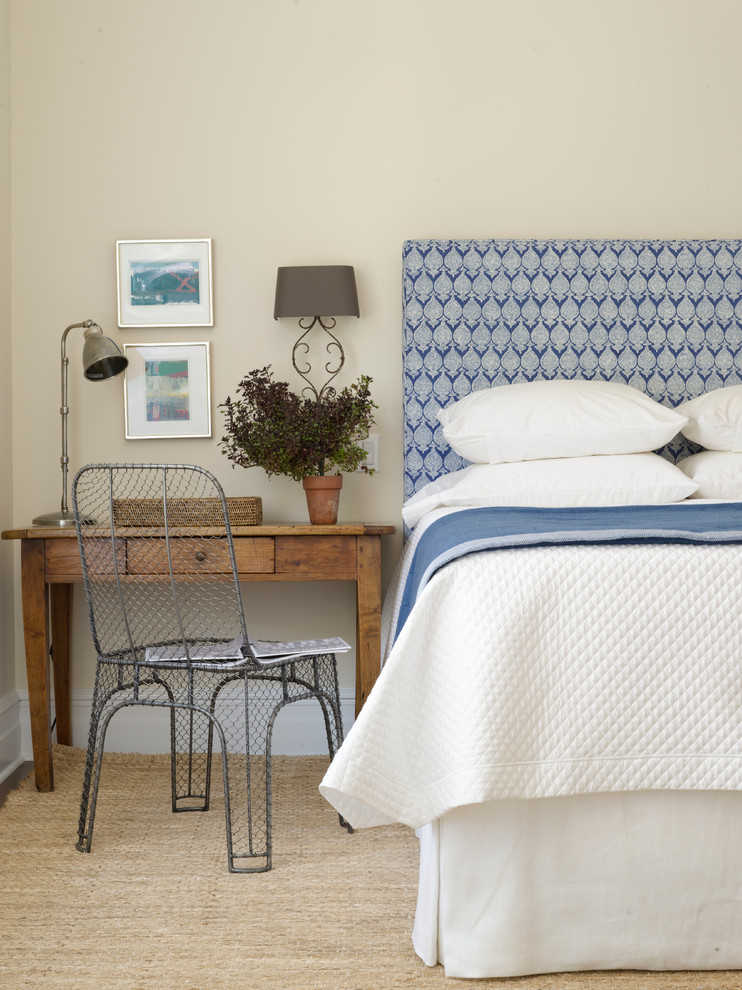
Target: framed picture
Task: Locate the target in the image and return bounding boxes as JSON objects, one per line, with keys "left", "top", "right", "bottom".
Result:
{"left": 116, "top": 238, "right": 213, "bottom": 327}
{"left": 123, "top": 342, "right": 212, "bottom": 439}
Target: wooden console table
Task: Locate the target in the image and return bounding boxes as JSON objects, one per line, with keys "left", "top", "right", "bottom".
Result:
{"left": 2, "top": 522, "right": 395, "bottom": 791}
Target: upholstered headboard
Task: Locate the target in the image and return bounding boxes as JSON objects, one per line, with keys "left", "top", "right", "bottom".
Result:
{"left": 402, "top": 238, "right": 742, "bottom": 499}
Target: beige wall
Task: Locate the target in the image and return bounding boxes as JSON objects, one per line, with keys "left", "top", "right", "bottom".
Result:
{"left": 8, "top": 0, "right": 742, "bottom": 703}
{"left": 0, "top": 0, "right": 14, "bottom": 701}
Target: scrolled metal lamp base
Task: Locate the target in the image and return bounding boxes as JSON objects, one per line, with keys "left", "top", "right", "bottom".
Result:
{"left": 291, "top": 316, "right": 345, "bottom": 401}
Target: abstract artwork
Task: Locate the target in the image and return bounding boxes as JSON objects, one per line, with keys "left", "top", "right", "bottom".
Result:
{"left": 124, "top": 342, "right": 211, "bottom": 439}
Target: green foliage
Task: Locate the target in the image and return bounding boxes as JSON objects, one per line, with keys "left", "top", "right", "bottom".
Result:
{"left": 219, "top": 367, "right": 377, "bottom": 482}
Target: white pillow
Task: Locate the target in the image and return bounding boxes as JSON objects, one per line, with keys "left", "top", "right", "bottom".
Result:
{"left": 436, "top": 379, "right": 687, "bottom": 464}
{"left": 676, "top": 385, "right": 742, "bottom": 451}
{"left": 676, "top": 450, "right": 742, "bottom": 500}
{"left": 402, "top": 454, "right": 698, "bottom": 528}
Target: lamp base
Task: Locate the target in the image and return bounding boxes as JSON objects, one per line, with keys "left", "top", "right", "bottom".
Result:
{"left": 31, "top": 510, "right": 78, "bottom": 528}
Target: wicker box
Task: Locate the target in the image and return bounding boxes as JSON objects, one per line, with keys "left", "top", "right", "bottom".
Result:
{"left": 112, "top": 497, "right": 262, "bottom": 527}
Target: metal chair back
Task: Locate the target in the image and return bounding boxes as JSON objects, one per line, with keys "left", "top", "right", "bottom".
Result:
{"left": 72, "top": 463, "right": 250, "bottom": 671}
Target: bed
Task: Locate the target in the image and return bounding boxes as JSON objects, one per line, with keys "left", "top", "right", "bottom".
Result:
{"left": 320, "top": 239, "right": 742, "bottom": 978}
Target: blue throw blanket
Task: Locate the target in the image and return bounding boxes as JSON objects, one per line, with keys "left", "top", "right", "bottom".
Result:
{"left": 395, "top": 503, "right": 742, "bottom": 642}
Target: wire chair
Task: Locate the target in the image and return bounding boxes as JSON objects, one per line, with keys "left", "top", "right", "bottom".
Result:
{"left": 72, "top": 463, "right": 351, "bottom": 872}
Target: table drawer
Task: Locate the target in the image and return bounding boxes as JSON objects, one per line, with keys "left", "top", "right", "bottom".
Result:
{"left": 127, "top": 537, "right": 275, "bottom": 575}
{"left": 46, "top": 538, "right": 124, "bottom": 579}
{"left": 275, "top": 536, "right": 357, "bottom": 579}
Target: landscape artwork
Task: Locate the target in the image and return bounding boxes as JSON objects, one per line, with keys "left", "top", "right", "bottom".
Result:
{"left": 130, "top": 261, "right": 200, "bottom": 308}
{"left": 117, "top": 239, "right": 213, "bottom": 327}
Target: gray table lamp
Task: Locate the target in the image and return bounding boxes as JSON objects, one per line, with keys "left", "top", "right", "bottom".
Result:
{"left": 32, "top": 320, "right": 128, "bottom": 527}
{"left": 274, "top": 265, "right": 359, "bottom": 399}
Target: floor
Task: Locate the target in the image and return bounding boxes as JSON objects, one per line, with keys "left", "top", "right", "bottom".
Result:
{"left": 0, "top": 762, "right": 33, "bottom": 809}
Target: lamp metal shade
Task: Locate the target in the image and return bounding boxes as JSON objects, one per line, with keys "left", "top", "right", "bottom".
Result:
{"left": 274, "top": 265, "right": 359, "bottom": 319}
{"left": 82, "top": 328, "right": 128, "bottom": 381}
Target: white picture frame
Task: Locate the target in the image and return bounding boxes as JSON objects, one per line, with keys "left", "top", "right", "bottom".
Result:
{"left": 116, "top": 238, "right": 214, "bottom": 327}
{"left": 123, "top": 341, "right": 212, "bottom": 439}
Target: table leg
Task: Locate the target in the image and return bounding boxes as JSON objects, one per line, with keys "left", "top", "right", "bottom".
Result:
{"left": 355, "top": 535, "right": 382, "bottom": 715}
{"left": 50, "top": 583, "right": 72, "bottom": 746}
{"left": 20, "top": 540, "right": 53, "bottom": 791}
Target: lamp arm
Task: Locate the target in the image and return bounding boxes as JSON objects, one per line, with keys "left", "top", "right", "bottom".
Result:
{"left": 58, "top": 320, "right": 98, "bottom": 517}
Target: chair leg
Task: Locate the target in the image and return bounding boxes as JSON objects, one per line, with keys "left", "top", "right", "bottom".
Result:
{"left": 76, "top": 702, "right": 124, "bottom": 853}
{"left": 323, "top": 658, "right": 345, "bottom": 756}
{"left": 316, "top": 662, "right": 354, "bottom": 835}
{"left": 77, "top": 662, "right": 136, "bottom": 852}
{"left": 218, "top": 674, "right": 273, "bottom": 873}
{"left": 76, "top": 664, "right": 108, "bottom": 852}
{"left": 78, "top": 666, "right": 176, "bottom": 853}
{"left": 316, "top": 693, "right": 341, "bottom": 758}
{"left": 170, "top": 705, "right": 212, "bottom": 813}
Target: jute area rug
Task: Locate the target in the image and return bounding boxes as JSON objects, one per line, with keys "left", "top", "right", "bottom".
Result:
{"left": 1, "top": 746, "right": 741, "bottom": 990}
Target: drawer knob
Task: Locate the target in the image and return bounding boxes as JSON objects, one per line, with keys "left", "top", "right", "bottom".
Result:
{"left": 194, "top": 551, "right": 207, "bottom": 563}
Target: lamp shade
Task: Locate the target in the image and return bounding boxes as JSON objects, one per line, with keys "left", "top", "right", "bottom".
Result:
{"left": 82, "top": 326, "right": 128, "bottom": 381}
{"left": 274, "top": 266, "right": 359, "bottom": 320}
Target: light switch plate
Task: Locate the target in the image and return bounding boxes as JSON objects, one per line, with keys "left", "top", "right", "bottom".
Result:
{"left": 357, "top": 434, "right": 379, "bottom": 472}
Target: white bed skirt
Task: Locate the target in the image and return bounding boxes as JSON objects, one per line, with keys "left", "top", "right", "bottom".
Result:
{"left": 414, "top": 790, "right": 742, "bottom": 979}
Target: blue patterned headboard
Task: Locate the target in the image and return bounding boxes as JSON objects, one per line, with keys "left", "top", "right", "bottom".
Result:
{"left": 403, "top": 238, "right": 742, "bottom": 499}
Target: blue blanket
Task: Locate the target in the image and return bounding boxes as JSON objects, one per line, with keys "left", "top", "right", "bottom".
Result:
{"left": 394, "top": 503, "right": 742, "bottom": 642}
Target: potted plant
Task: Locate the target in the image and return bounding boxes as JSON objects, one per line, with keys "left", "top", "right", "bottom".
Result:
{"left": 219, "top": 366, "right": 376, "bottom": 524}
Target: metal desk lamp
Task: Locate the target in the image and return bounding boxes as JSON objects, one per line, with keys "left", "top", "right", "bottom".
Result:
{"left": 32, "top": 320, "right": 128, "bottom": 527}
{"left": 273, "top": 265, "right": 359, "bottom": 399}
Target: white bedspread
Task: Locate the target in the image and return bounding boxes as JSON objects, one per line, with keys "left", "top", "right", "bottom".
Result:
{"left": 320, "top": 508, "right": 742, "bottom": 828}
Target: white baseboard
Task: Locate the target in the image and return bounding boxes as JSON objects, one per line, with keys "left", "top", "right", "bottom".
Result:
{"left": 0, "top": 691, "right": 24, "bottom": 784}
{"left": 16, "top": 687, "right": 356, "bottom": 758}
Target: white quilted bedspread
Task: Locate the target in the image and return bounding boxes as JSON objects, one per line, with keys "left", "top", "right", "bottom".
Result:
{"left": 320, "top": 513, "right": 742, "bottom": 828}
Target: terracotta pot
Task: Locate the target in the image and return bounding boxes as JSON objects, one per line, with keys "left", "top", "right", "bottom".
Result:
{"left": 302, "top": 474, "right": 343, "bottom": 525}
